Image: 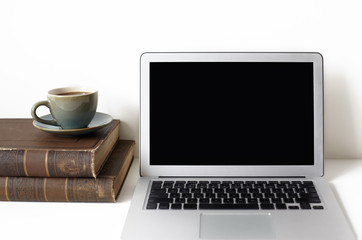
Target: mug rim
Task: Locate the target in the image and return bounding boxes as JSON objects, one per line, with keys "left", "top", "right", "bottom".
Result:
{"left": 48, "top": 87, "right": 98, "bottom": 96}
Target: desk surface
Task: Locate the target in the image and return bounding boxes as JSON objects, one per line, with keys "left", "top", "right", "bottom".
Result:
{"left": 0, "top": 159, "right": 361, "bottom": 240}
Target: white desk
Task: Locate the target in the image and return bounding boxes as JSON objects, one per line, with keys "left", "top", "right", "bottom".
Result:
{"left": 0, "top": 159, "right": 361, "bottom": 240}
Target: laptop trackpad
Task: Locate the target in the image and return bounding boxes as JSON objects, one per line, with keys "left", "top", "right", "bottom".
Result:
{"left": 200, "top": 213, "right": 275, "bottom": 239}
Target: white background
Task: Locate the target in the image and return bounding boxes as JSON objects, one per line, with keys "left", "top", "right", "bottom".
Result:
{"left": 0, "top": 1, "right": 362, "bottom": 239}
{"left": 1, "top": 0, "right": 362, "bottom": 159}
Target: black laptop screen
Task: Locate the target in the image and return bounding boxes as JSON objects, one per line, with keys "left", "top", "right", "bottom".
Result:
{"left": 149, "top": 62, "right": 314, "bottom": 165}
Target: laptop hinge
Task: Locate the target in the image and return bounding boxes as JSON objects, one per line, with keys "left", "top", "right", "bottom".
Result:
{"left": 159, "top": 176, "right": 307, "bottom": 179}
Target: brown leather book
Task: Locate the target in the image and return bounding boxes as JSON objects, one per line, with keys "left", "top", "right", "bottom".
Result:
{"left": 0, "top": 140, "right": 134, "bottom": 202}
{"left": 0, "top": 119, "right": 120, "bottom": 178}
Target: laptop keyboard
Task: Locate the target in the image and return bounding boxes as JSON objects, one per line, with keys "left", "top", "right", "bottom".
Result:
{"left": 146, "top": 180, "right": 324, "bottom": 210}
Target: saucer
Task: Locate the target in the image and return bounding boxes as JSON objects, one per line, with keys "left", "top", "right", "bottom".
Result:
{"left": 33, "top": 112, "right": 113, "bottom": 136}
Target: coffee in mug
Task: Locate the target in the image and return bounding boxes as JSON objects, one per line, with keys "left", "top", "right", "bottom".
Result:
{"left": 31, "top": 87, "right": 98, "bottom": 129}
{"left": 56, "top": 92, "right": 91, "bottom": 96}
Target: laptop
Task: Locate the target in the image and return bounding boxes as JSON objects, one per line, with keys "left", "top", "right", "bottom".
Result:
{"left": 122, "top": 52, "right": 355, "bottom": 240}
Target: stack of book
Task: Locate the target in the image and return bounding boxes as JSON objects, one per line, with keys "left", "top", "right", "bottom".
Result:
{"left": 0, "top": 119, "right": 135, "bottom": 202}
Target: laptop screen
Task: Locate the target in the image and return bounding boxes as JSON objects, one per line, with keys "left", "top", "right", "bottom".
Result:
{"left": 149, "top": 62, "right": 315, "bottom": 166}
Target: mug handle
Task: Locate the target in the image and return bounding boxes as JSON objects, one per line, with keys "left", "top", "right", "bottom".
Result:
{"left": 31, "top": 101, "right": 58, "bottom": 126}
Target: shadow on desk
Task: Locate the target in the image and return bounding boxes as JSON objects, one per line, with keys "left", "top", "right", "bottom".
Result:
{"left": 117, "top": 158, "right": 140, "bottom": 203}
{"left": 328, "top": 183, "right": 357, "bottom": 239}
{"left": 324, "top": 159, "right": 362, "bottom": 181}
{"left": 325, "top": 159, "right": 362, "bottom": 239}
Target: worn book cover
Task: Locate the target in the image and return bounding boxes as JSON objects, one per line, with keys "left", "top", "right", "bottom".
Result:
{"left": 0, "top": 119, "right": 120, "bottom": 178}
{"left": 0, "top": 140, "right": 135, "bottom": 202}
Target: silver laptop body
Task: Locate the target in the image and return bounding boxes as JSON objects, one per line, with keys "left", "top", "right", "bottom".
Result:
{"left": 122, "top": 52, "right": 355, "bottom": 240}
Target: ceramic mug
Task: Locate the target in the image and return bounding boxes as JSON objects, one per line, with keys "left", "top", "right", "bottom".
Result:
{"left": 31, "top": 87, "right": 98, "bottom": 129}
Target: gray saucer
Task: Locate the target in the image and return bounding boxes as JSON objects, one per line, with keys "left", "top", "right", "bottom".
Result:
{"left": 33, "top": 112, "right": 113, "bottom": 136}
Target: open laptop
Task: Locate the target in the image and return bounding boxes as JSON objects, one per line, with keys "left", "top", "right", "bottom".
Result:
{"left": 122, "top": 52, "right": 355, "bottom": 240}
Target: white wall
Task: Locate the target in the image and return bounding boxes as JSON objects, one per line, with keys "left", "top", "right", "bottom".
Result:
{"left": 1, "top": 0, "right": 361, "bottom": 159}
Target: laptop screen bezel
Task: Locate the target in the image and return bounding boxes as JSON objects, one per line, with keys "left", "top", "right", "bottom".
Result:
{"left": 140, "top": 52, "right": 324, "bottom": 178}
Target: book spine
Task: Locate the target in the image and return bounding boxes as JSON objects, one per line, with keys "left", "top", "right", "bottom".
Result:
{"left": 0, "top": 176, "right": 115, "bottom": 202}
{"left": 0, "top": 150, "right": 93, "bottom": 178}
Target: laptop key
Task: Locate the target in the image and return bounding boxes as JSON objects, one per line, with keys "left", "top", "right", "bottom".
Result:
{"left": 300, "top": 203, "right": 312, "bottom": 209}
{"left": 170, "top": 193, "right": 180, "bottom": 198}
{"left": 205, "top": 193, "right": 216, "bottom": 199}
{"left": 182, "top": 193, "right": 192, "bottom": 198}
{"left": 150, "top": 189, "right": 166, "bottom": 194}
{"left": 229, "top": 193, "right": 239, "bottom": 198}
{"left": 203, "top": 188, "right": 213, "bottom": 194}
{"left": 171, "top": 203, "right": 182, "bottom": 209}
{"left": 249, "top": 188, "right": 260, "bottom": 194}
{"left": 164, "top": 181, "right": 175, "bottom": 184}
{"left": 224, "top": 198, "right": 234, "bottom": 204}
{"left": 194, "top": 193, "right": 203, "bottom": 198}
{"left": 313, "top": 206, "right": 324, "bottom": 210}
{"left": 248, "top": 198, "right": 258, "bottom": 204}
{"left": 159, "top": 203, "right": 170, "bottom": 209}
{"left": 303, "top": 181, "right": 314, "bottom": 185}
{"left": 261, "top": 189, "right": 271, "bottom": 194}
{"left": 215, "top": 188, "right": 225, "bottom": 194}
{"left": 211, "top": 198, "right": 222, "bottom": 203}
{"left": 163, "top": 183, "right": 174, "bottom": 188}
{"left": 288, "top": 193, "right": 299, "bottom": 199}
{"left": 271, "top": 198, "right": 282, "bottom": 203}
{"left": 235, "top": 199, "right": 246, "bottom": 204}
{"left": 184, "top": 204, "right": 197, "bottom": 209}
{"left": 174, "top": 198, "right": 186, "bottom": 203}
{"left": 283, "top": 198, "right": 294, "bottom": 203}
{"left": 148, "top": 197, "right": 173, "bottom": 203}
{"left": 187, "top": 198, "right": 198, "bottom": 204}
{"left": 146, "top": 203, "right": 158, "bottom": 209}
{"left": 301, "top": 193, "right": 320, "bottom": 198}
{"left": 180, "top": 188, "right": 190, "bottom": 193}
{"left": 280, "top": 181, "right": 290, "bottom": 184}
{"left": 306, "top": 187, "right": 317, "bottom": 193}
{"left": 175, "top": 181, "right": 186, "bottom": 184}
{"left": 309, "top": 198, "right": 321, "bottom": 203}
{"left": 217, "top": 193, "right": 228, "bottom": 199}
{"left": 234, "top": 181, "right": 244, "bottom": 184}
{"left": 296, "top": 197, "right": 321, "bottom": 204}
{"left": 275, "top": 204, "right": 287, "bottom": 209}
{"left": 259, "top": 198, "right": 271, "bottom": 204}
{"left": 199, "top": 181, "right": 210, "bottom": 184}
{"left": 149, "top": 193, "right": 169, "bottom": 198}
{"left": 261, "top": 204, "right": 274, "bottom": 209}
{"left": 245, "top": 181, "right": 256, "bottom": 184}
{"left": 210, "top": 181, "right": 221, "bottom": 184}
{"left": 199, "top": 204, "right": 259, "bottom": 210}
{"left": 151, "top": 183, "right": 162, "bottom": 189}
{"left": 199, "top": 198, "right": 210, "bottom": 204}
{"left": 253, "top": 193, "right": 263, "bottom": 198}
{"left": 295, "top": 188, "right": 306, "bottom": 193}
